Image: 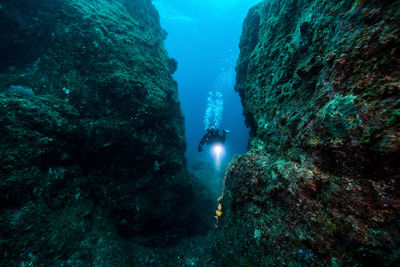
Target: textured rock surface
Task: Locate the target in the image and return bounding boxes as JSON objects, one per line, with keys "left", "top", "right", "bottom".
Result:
{"left": 0, "top": 0, "right": 212, "bottom": 265}
{"left": 217, "top": 0, "right": 400, "bottom": 265}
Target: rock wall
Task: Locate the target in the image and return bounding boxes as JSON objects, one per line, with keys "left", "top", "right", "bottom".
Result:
{"left": 217, "top": 0, "right": 400, "bottom": 265}
{"left": 0, "top": 0, "right": 212, "bottom": 265}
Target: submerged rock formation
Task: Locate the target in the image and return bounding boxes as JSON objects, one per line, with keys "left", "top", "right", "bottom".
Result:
{"left": 0, "top": 0, "right": 212, "bottom": 265}
{"left": 217, "top": 0, "right": 399, "bottom": 265}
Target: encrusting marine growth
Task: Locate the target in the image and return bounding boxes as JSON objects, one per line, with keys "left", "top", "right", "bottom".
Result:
{"left": 0, "top": 0, "right": 398, "bottom": 265}
{"left": 215, "top": 0, "right": 400, "bottom": 265}
{"left": 0, "top": 0, "right": 214, "bottom": 265}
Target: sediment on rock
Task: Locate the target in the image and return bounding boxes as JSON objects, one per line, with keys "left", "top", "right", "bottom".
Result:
{"left": 0, "top": 0, "right": 213, "bottom": 265}
{"left": 216, "top": 0, "right": 400, "bottom": 265}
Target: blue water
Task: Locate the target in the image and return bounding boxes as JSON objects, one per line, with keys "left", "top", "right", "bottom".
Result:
{"left": 154, "top": 0, "right": 261, "bottom": 167}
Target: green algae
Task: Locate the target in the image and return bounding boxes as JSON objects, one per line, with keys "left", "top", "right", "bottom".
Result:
{"left": 0, "top": 0, "right": 213, "bottom": 265}
{"left": 217, "top": 0, "right": 400, "bottom": 265}
{"left": 319, "top": 94, "right": 359, "bottom": 138}
{"left": 379, "top": 108, "right": 400, "bottom": 127}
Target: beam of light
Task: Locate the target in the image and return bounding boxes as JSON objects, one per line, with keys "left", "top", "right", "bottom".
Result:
{"left": 211, "top": 143, "right": 225, "bottom": 170}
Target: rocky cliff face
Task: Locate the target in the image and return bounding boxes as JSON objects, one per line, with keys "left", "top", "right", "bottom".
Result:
{"left": 0, "top": 0, "right": 212, "bottom": 265}
{"left": 217, "top": 0, "right": 399, "bottom": 265}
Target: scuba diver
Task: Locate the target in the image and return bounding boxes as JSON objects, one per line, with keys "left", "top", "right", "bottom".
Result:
{"left": 198, "top": 126, "right": 230, "bottom": 152}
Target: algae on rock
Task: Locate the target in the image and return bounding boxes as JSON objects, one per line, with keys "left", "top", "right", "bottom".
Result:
{"left": 217, "top": 0, "right": 400, "bottom": 265}
{"left": 0, "top": 0, "right": 213, "bottom": 265}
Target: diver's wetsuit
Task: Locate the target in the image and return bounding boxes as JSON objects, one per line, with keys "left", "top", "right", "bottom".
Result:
{"left": 198, "top": 127, "right": 229, "bottom": 152}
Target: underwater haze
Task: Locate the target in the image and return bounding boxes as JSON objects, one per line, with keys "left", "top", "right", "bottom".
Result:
{"left": 154, "top": 0, "right": 261, "bottom": 166}
{"left": 1, "top": 0, "right": 399, "bottom": 265}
